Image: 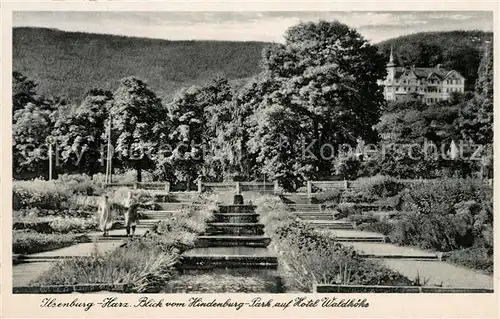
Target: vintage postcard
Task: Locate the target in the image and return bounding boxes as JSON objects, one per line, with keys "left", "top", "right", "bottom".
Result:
{"left": 1, "top": 1, "right": 498, "bottom": 318}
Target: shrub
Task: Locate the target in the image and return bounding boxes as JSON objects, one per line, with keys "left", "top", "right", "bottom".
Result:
{"left": 49, "top": 216, "right": 98, "bottom": 233}
{"left": 57, "top": 174, "right": 103, "bottom": 195}
{"left": 68, "top": 195, "right": 102, "bottom": 210}
{"left": 394, "top": 178, "right": 493, "bottom": 251}
{"left": 93, "top": 170, "right": 155, "bottom": 184}
{"left": 12, "top": 230, "right": 89, "bottom": 254}
{"left": 348, "top": 212, "right": 378, "bottom": 225}
{"left": 13, "top": 215, "right": 98, "bottom": 233}
{"left": 14, "top": 207, "right": 96, "bottom": 219}
{"left": 354, "top": 175, "right": 405, "bottom": 199}
{"left": 13, "top": 179, "right": 72, "bottom": 210}
{"left": 312, "top": 189, "right": 341, "bottom": 204}
{"left": 296, "top": 184, "right": 320, "bottom": 193}
{"left": 447, "top": 247, "right": 493, "bottom": 274}
{"left": 334, "top": 155, "right": 361, "bottom": 180}
{"left": 340, "top": 190, "right": 371, "bottom": 203}
{"left": 336, "top": 202, "right": 357, "bottom": 219}
{"left": 13, "top": 175, "right": 103, "bottom": 210}
{"left": 151, "top": 204, "right": 215, "bottom": 251}
{"left": 389, "top": 211, "right": 472, "bottom": 251}
{"left": 357, "top": 219, "right": 395, "bottom": 236}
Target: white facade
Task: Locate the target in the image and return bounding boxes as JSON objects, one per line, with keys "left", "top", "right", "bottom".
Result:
{"left": 379, "top": 48, "right": 466, "bottom": 104}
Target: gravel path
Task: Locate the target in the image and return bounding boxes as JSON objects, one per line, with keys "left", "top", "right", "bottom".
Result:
{"left": 378, "top": 259, "right": 494, "bottom": 289}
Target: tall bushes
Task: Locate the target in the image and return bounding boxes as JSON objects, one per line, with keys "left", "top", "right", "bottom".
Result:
{"left": 393, "top": 178, "right": 492, "bottom": 252}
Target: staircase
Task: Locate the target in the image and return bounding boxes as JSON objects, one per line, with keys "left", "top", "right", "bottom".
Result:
{"left": 165, "top": 194, "right": 283, "bottom": 293}
{"left": 181, "top": 196, "right": 277, "bottom": 269}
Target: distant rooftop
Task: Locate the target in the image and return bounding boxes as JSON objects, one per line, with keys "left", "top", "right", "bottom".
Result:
{"left": 393, "top": 66, "right": 464, "bottom": 80}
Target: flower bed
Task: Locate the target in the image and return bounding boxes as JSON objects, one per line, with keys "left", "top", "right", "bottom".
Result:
{"left": 13, "top": 215, "right": 98, "bottom": 233}
{"left": 346, "top": 178, "right": 493, "bottom": 273}
{"left": 29, "top": 196, "right": 217, "bottom": 292}
{"left": 13, "top": 175, "right": 103, "bottom": 210}
{"left": 13, "top": 230, "right": 90, "bottom": 254}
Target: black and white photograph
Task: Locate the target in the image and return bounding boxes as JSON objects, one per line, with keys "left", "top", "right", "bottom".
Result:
{"left": 6, "top": 6, "right": 496, "bottom": 305}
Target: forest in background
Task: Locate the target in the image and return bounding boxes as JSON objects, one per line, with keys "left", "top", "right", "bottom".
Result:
{"left": 13, "top": 27, "right": 492, "bottom": 104}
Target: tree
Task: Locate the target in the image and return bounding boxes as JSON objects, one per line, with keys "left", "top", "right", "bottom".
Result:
{"left": 248, "top": 103, "right": 311, "bottom": 190}
{"left": 13, "top": 71, "right": 39, "bottom": 115}
{"left": 458, "top": 42, "right": 493, "bottom": 145}
{"left": 12, "top": 73, "right": 72, "bottom": 179}
{"left": 110, "top": 77, "right": 165, "bottom": 182}
{"left": 166, "top": 87, "right": 205, "bottom": 189}
{"left": 246, "top": 20, "right": 386, "bottom": 188}
{"left": 13, "top": 102, "right": 54, "bottom": 179}
{"left": 396, "top": 42, "right": 442, "bottom": 67}
{"left": 54, "top": 89, "right": 113, "bottom": 175}
{"left": 199, "top": 75, "right": 234, "bottom": 181}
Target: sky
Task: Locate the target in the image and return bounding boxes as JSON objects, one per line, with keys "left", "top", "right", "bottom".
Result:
{"left": 13, "top": 11, "right": 493, "bottom": 43}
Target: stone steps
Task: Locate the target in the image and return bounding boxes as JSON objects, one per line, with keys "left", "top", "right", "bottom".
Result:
{"left": 279, "top": 194, "right": 312, "bottom": 204}
{"left": 205, "top": 223, "right": 265, "bottom": 236}
{"left": 360, "top": 210, "right": 399, "bottom": 219}
{"left": 304, "top": 221, "right": 354, "bottom": 229}
{"left": 139, "top": 210, "right": 178, "bottom": 219}
{"left": 136, "top": 219, "right": 162, "bottom": 227}
{"left": 195, "top": 235, "right": 272, "bottom": 248}
{"left": 178, "top": 197, "right": 279, "bottom": 289}
{"left": 342, "top": 202, "right": 394, "bottom": 212}
{"left": 181, "top": 247, "right": 278, "bottom": 270}
{"left": 218, "top": 205, "right": 257, "bottom": 214}
{"left": 213, "top": 213, "right": 260, "bottom": 223}
{"left": 166, "top": 268, "right": 284, "bottom": 293}
{"left": 295, "top": 212, "right": 335, "bottom": 220}
{"left": 287, "top": 204, "right": 323, "bottom": 212}
{"left": 154, "top": 203, "right": 197, "bottom": 211}
{"left": 181, "top": 255, "right": 278, "bottom": 270}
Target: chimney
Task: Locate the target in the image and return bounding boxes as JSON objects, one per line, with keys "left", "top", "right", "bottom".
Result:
{"left": 437, "top": 64, "right": 441, "bottom": 70}
{"left": 412, "top": 65, "right": 415, "bottom": 70}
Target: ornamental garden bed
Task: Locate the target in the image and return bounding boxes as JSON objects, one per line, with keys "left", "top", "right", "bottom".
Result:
{"left": 25, "top": 200, "right": 217, "bottom": 293}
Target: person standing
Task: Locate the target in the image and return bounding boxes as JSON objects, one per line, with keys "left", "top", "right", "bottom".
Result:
{"left": 98, "top": 194, "right": 113, "bottom": 237}
{"left": 124, "top": 191, "right": 139, "bottom": 237}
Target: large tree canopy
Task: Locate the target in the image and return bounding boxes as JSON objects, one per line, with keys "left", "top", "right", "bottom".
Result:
{"left": 53, "top": 89, "right": 113, "bottom": 175}
{"left": 246, "top": 20, "right": 386, "bottom": 189}
{"left": 110, "top": 77, "right": 165, "bottom": 182}
{"left": 165, "top": 87, "right": 205, "bottom": 189}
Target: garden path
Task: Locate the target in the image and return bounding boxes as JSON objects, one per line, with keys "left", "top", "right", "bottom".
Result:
{"left": 288, "top": 196, "right": 494, "bottom": 290}
{"left": 378, "top": 258, "right": 494, "bottom": 289}
{"left": 319, "top": 224, "right": 494, "bottom": 289}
